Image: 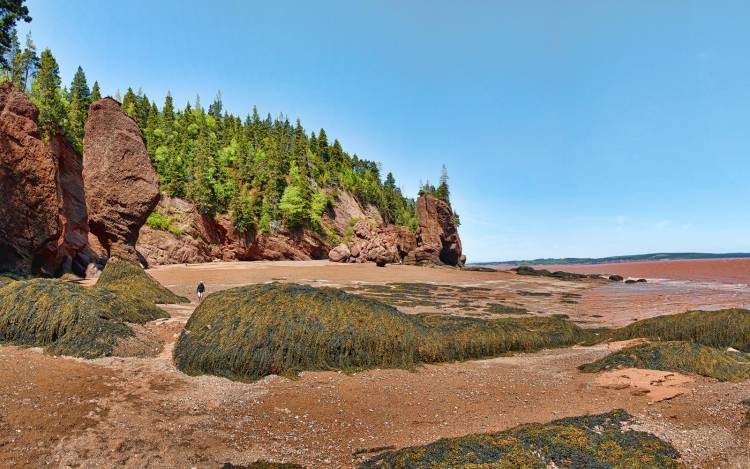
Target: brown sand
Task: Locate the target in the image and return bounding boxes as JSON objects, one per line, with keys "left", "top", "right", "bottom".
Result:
{"left": 1, "top": 260, "right": 749, "bottom": 468}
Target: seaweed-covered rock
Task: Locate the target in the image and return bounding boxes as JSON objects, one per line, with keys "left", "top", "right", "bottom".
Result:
{"left": 96, "top": 257, "right": 188, "bottom": 304}
{"left": 0, "top": 278, "right": 165, "bottom": 358}
{"left": 173, "top": 283, "right": 587, "bottom": 382}
{"left": 579, "top": 341, "right": 750, "bottom": 382}
{"left": 362, "top": 409, "right": 682, "bottom": 468}
{"left": 83, "top": 98, "right": 160, "bottom": 263}
{"left": 607, "top": 308, "right": 750, "bottom": 352}
{"left": 174, "top": 283, "right": 426, "bottom": 381}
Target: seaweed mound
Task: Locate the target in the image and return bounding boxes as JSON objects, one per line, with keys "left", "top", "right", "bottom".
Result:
{"left": 96, "top": 257, "right": 189, "bottom": 304}
{"left": 361, "top": 409, "right": 682, "bottom": 468}
{"left": 608, "top": 308, "right": 750, "bottom": 352}
{"left": 579, "top": 341, "right": 750, "bottom": 382}
{"left": 174, "top": 283, "right": 588, "bottom": 382}
{"left": 0, "top": 278, "right": 165, "bottom": 358}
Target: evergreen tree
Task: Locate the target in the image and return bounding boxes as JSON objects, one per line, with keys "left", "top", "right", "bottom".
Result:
{"left": 436, "top": 164, "right": 451, "bottom": 205}
{"left": 189, "top": 124, "right": 217, "bottom": 214}
{"left": 30, "top": 48, "right": 65, "bottom": 138}
{"left": 67, "top": 66, "right": 90, "bottom": 149}
{"left": 16, "top": 31, "right": 36, "bottom": 89}
{"left": 90, "top": 80, "right": 101, "bottom": 101}
{"left": 3, "top": 28, "right": 18, "bottom": 83}
{"left": 162, "top": 92, "right": 174, "bottom": 133}
{"left": 0, "top": 0, "right": 30, "bottom": 70}
{"left": 122, "top": 87, "right": 136, "bottom": 117}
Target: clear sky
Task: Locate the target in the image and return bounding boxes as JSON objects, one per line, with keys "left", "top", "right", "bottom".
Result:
{"left": 21, "top": 1, "right": 750, "bottom": 262}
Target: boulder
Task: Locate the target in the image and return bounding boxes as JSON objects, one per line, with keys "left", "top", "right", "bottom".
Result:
{"left": 408, "top": 194, "right": 462, "bottom": 266}
{"left": 0, "top": 83, "right": 89, "bottom": 275}
{"left": 328, "top": 244, "right": 351, "bottom": 262}
{"left": 83, "top": 98, "right": 159, "bottom": 264}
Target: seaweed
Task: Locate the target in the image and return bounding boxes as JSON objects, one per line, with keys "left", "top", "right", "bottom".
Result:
{"left": 173, "top": 283, "right": 590, "bottom": 382}
{"left": 578, "top": 341, "right": 750, "bottom": 382}
{"left": 361, "top": 409, "right": 682, "bottom": 468}
{"left": 603, "top": 309, "right": 750, "bottom": 352}
{"left": 96, "top": 257, "right": 189, "bottom": 305}
{"left": 0, "top": 278, "right": 164, "bottom": 358}
{"left": 485, "top": 303, "right": 529, "bottom": 315}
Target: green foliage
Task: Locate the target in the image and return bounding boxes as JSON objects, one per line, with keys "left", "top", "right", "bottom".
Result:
{"left": 146, "top": 211, "right": 182, "bottom": 236}
{"left": 0, "top": 278, "right": 164, "bottom": 358}
{"left": 362, "top": 409, "right": 683, "bottom": 468}
{"left": 603, "top": 308, "right": 750, "bottom": 352}
{"left": 12, "top": 34, "right": 445, "bottom": 235}
{"left": 96, "top": 257, "right": 189, "bottom": 305}
{"left": 0, "top": 0, "right": 31, "bottom": 70}
{"left": 579, "top": 341, "right": 750, "bottom": 382}
{"left": 29, "top": 48, "right": 65, "bottom": 138}
{"left": 173, "top": 283, "right": 589, "bottom": 382}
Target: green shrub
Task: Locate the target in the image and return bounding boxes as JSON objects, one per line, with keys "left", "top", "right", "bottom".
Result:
{"left": 361, "top": 409, "right": 682, "bottom": 468}
{"left": 578, "top": 341, "right": 750, "bottom": 382}
{"left": 146, "top": 212, "right": 182, "bottom": 236}
{"left": 96, "top": 257, "right": 189, "bottom": 305}
{"left": 173, "top": 283, "right": 589, "bottom": 382}
{"left": 0, "top": 279, "right": 164, "bottom": 358}
{"left": 605, "top": 309, "right": 750, "bottom": 352}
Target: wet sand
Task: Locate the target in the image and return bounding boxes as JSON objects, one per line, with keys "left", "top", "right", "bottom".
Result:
{"left": 1, "top": 260, "right": 749, "bottom": 468}
{"left": 511, "top": 258, "right": 750, "bottom": 284}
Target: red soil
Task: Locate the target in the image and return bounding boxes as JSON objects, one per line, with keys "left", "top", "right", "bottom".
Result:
{"left": 516, "top": 258, "right": 750, "bottom": 284}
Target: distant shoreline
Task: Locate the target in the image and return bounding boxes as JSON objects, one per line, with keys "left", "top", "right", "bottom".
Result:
{"left": 474, "top": 252, "right": 750, "bottom": 267}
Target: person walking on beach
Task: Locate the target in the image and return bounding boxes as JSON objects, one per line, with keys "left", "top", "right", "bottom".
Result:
{"left": 197, "top": 281, "right": 206, "bottom": 302}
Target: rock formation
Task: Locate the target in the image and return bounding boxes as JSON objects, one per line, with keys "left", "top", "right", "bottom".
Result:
{"left": 136, "top": 196, "right": 330, "bottom": 266}
{"left": 326, "top": 193, "right": 463, "bottom": 267}
{"left": 410, "top": 194, "right": 463, "bottom": 266}
{"left": 328, "top": 219, "right": 416, "bottom": 265}
{"left": 83, "top": 98, "right": 160, "bottom": 263}
{"left": 0, "top": 83, "right": 92, "bottom": 275}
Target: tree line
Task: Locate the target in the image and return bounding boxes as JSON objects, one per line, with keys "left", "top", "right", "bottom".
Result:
{"left": 0, "top": 0, "right": 457, "bottom": 239}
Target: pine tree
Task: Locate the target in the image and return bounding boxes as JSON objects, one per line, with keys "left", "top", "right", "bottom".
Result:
{"left": 3, "top": 29, "right": 19, "bottom": 83}
{"left": 122, "top": 87, "right": 136, "bottom": 117}
{"left": 67, "top": 66, "right": 90, "bottom": 149}
{"left": 189, "top": 124, "right": 217, "bottom": 214}
{"left": 436, "top": 164, "right": 451, "bottom": 205}
{"left": 162, "top": 92, "right": 174, "bottom": 133}
{"left": 30, "top": 48, "right": 65, "bottom": 138}
{"left": 90, "top": 80, "right": 101, "bottom": 101}
{"left": 0, "top": 0, "right": 31, "bottom": 70}
{"left": 16, "top": 31, "right": 36, "bottom": 89}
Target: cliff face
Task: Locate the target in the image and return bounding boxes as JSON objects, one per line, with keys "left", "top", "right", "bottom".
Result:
{"left": 136, "top": 189, "right": 464, "bottom": 268}
{"left": 327, "top": 193, "right": 463, "bottom": 267}
{"left": 1, "top": 82, "right": 463, "bottom": 274}
{"left": 0, "top": 85, "right": 160, "bottom": 276}
{"left": 0, "top": 83, "right": 94, "bottom": 275}
{"left": 137, "top": 196, "right": 330, "bottom": 266}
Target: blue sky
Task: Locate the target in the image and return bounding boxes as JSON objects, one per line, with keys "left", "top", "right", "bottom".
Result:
{"left": 21, "top": 1, "right": 750, "bottom": 262}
